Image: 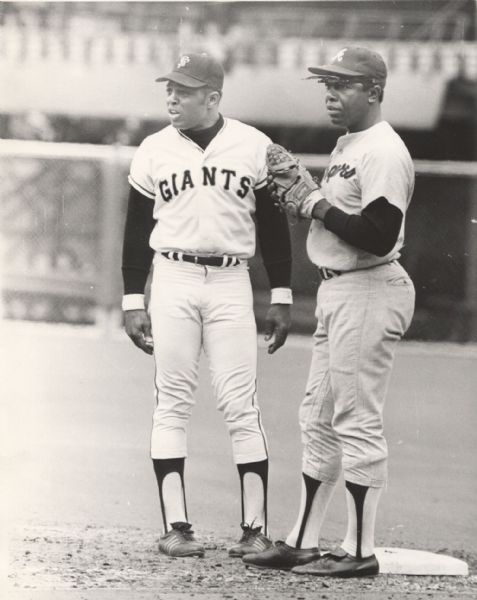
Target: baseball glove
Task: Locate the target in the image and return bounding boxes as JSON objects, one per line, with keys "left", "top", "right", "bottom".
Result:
{"left": 266, "top": 144, "right": 323, "bottom": 219}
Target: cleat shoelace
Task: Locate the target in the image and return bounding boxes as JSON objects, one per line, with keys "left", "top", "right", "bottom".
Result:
{"left": 239, "top": 523, "right": 263, "bottom": 543}
{"left": 170, "top": 522, "right": 196, "bottom": 541}
{"left": 177, "top": 531, "right": 196, "bottom": 542}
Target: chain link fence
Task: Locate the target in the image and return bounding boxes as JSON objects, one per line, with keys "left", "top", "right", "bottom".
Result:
{"left": 0, "top": 140, "right": 130, "bottom": 325}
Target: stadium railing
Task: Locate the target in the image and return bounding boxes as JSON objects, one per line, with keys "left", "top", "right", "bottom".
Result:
{"left": 0, "top": 25, "right": 476, "bottom": 76}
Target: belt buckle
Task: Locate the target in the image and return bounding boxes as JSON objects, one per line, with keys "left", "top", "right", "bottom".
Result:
{"left": 320, "top": 267, "right": 335, "bottom": 280}
{"left": 194, "top": 255, "right": 198, "bottom": 264}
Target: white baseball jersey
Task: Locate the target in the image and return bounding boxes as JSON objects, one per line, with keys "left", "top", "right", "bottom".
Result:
{"left": 128, "top": 118, "right": 271, "bottom": 259}
{"left": 307, "top": 121, "right": 414, "bottom": 271}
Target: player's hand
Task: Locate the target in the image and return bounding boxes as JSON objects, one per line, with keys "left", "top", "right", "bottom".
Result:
{"left": 267, "top": 174, "right": 281, "bottom": 206}
{"left": 123, "top": 309, "right": 154, "bottom": 355}
{"left": 264, "top": 304, "right": 291, "bottom": 354}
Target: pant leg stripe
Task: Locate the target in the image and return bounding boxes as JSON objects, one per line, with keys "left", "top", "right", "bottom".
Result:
{"left": 251, "top": 378, "right": 268, "bottom": 459}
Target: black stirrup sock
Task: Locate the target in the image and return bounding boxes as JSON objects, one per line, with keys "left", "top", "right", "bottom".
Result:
{"left": 237, "top": 459, "right": 269, "bottom": 533}
{"left": 345, "top": 480, "right": 369, "bottom": 559}
{"left": 152, "top": 457, "right": 187, "bottom": 532}
{"left": 295, "top": 473, "right": 322, "bottom": 549}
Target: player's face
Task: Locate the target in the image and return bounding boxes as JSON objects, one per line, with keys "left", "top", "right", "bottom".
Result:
{"left": 323, "top": 80, "right": 375, "bottom": 133}
{"left": 166, "top": 82, "right": 211, "bottom": 130}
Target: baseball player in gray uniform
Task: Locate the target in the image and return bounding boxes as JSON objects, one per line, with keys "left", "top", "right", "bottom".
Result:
{"left": 121, "top": 53, "right": 292, "bottom": 558}
{"left": 243, "top": 46, "right": 415, "bottom": 577}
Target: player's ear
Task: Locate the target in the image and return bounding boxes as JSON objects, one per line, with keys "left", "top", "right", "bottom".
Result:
{"left": 207, "top": 90, "right": 222, "bottom": 108}
{"left": 368, "top": 84, "right": 383, "bottom": 104}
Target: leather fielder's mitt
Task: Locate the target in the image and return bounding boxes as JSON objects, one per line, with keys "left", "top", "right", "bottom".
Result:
{"left": 266, "top": 144, "right": 323, "bottom": 219}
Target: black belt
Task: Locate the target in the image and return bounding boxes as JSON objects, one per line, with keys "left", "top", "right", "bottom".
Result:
{"left": 319, "top": 260, "right": 398, "bottom": 281}
{"left": 161, "top": 251, "right": 241, "bottom": 268}
{"left": 318, "top": 267, "right": 342, "bottom": 280}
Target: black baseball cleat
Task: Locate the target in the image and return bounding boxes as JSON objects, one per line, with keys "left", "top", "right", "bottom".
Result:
{"left": 291, "top": 549, "right": 379, "bottom": 577}
{"left": 242, "top": 540, "right": 320, "bottom": 570}
{"left": 158, "top": 522, "right": 205, "bottom": 558}
{"left": 228, "top": 522, "right": 273, "bottom": 558}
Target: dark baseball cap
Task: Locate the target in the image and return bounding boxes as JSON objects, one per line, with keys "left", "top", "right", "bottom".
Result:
{"left": 308, "top": 46, "right": 387, "bottom": 85}
{"left": 156, "top": 52, "right": 224, "bottom": 90}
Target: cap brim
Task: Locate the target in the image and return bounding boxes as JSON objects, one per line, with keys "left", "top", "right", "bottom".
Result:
{"left": 307, "top": 65, "right": 364, "bottom": 78}
{"left": 155, "top": 72, "right": 207, "bottom": 87}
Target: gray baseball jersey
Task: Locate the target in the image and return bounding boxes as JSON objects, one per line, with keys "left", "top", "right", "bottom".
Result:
{"left": 307, "top": 121, "right": 414, "bottom": 271}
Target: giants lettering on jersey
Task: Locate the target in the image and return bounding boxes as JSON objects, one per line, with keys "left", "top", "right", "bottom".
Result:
{"left": 158, "top": 166, "right": 252, "bottom": 202}
{"left": 323, "top": 162, "right": 356, "bottom": 182}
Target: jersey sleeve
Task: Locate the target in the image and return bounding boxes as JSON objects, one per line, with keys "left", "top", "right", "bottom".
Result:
{"left": 254, "top": 186, "right": 292, "bottom": 288}
{"left": 254, "top": 132, "right": 273, "bottom": 190}
{"left": 360, "top": 144, "right": 414, "bottom": 213}
{"left": 128, "top": 139, "right": 155, "bottom": 200}
{"left": 323, "top": 197, "right": 403, "bottom": 257}
{"left": 122, "top": 186, "right": 155, "bottom": 295}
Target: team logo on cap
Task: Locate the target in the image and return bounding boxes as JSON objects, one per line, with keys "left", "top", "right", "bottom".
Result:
{"left": 332, "top": 49, "right": 347, "bottom": 63}
{"left": 177, "top": 55, "right": 191, "bottom": 69}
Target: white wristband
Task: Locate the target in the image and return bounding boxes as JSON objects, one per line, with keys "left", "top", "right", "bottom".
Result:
{"left": 122, "top": 294, "right": 145, "bottom": 311}
{"left": 301, "top": 189, "right": 325, "bottom": 219}
{"left": 271, "top": 287, "right": 293, "bottom": 305}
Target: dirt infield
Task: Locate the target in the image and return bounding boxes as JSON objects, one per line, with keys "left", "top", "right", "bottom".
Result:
{"left": 2, "top": 321, "right": 477, "bottom": 599}
{"left": 6, "top": 524, "right": 477, "bottom": 599}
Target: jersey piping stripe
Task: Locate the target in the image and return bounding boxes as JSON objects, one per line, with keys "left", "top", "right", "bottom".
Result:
{"left": 129, "top": 175, "right": 155, "bottom": 199}
{"left": 177, "top": 129, "right": 205, "bottom": 152}
{"left": 177, "top": 117, "right": 227, "bottom": 150}
{"left": 255, "top": 176, "right": 268, "bottom": 190}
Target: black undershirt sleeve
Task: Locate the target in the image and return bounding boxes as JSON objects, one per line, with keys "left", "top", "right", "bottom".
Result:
{"left": 323, "top": 196, "right": 403, "bottom": 257}
{"left": 121, "top": 186, "right": 155, "bottom": 295}
{"left": 254, "top": 186, "right": 292, "bottom": 288}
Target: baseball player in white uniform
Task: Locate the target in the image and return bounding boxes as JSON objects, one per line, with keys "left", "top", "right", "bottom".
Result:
{"left": 121, "top": 53, "right": 292, "bottom": 558}
{"left": 243, "top": 47, "right": 415, "bottom": 577}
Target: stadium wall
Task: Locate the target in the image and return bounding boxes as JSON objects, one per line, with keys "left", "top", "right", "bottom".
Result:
{"left": 1, "top": 32, "right": 477, "bottom": 128}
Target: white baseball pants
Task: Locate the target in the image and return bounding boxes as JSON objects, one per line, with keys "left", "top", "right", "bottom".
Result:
{"left": 300, "top": 261, "right": 415, "bottom": 488}
{"left": 149, "top": 256, "right": 268, "bottom": 463}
